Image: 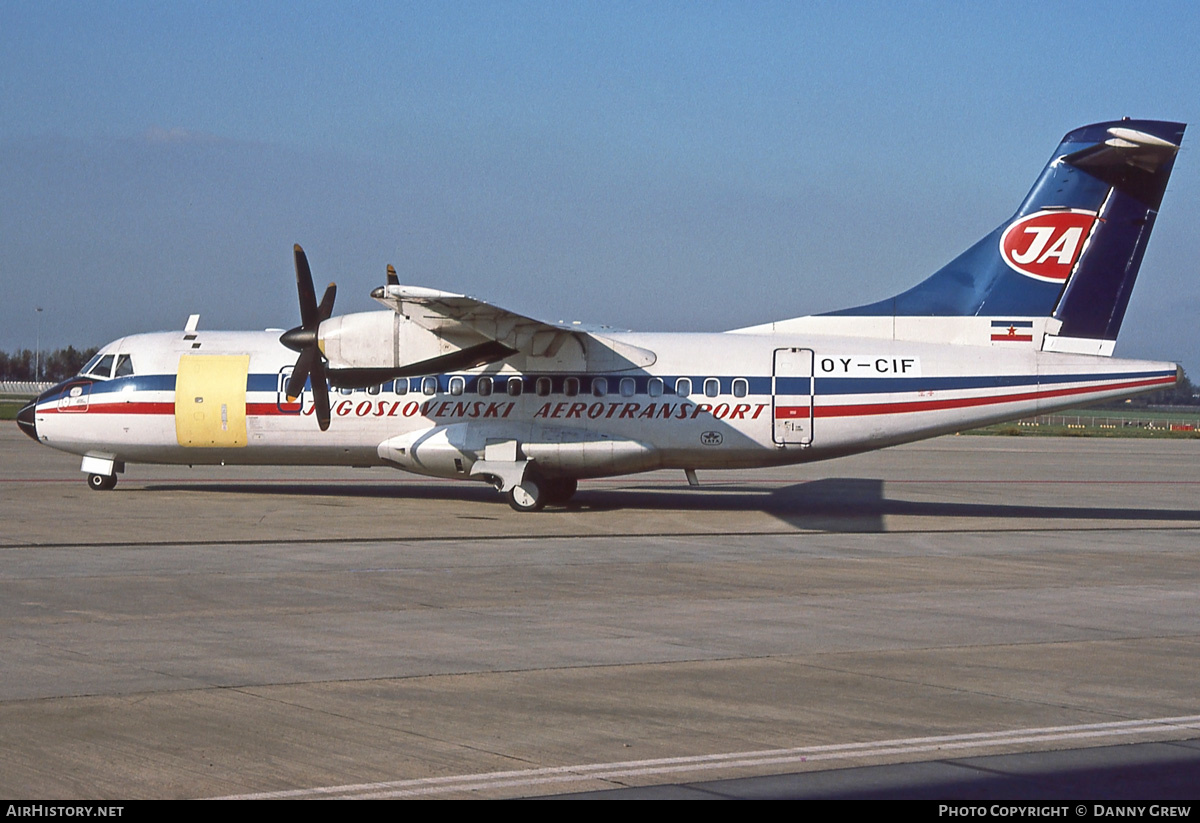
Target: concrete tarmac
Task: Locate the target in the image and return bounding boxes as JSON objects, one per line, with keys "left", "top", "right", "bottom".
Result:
{"left": 1, "top": 428, "right": 1198, "bottom": 799}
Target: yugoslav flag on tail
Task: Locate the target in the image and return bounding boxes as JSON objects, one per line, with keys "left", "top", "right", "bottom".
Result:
{"left": 827, "top": 119, "right": 1184, "bottom": 355}
{"left": 990, "top": 320, "right": 1034, "bottom": 342}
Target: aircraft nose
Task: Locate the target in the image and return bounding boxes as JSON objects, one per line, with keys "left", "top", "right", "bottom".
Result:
{"left": 16, "top": 399, "right": 38, "bottom": 442}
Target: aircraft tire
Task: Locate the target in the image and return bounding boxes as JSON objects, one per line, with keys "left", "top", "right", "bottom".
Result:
{"left": 543, "top": 477, "right": 578, "bottom": 505}
{"left": 507, "top": 477, "right": 546, "bottom": 512}
{"left": 88, "top": 473, "right": 117, "bottom": 491}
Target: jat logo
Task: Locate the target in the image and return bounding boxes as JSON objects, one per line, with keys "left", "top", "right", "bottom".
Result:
{"left": 999, "top": 209, "right": 1098, "bottom": 283}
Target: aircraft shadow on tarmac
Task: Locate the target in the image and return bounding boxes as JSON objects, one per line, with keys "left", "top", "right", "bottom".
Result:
{"left": 143, "top": 477, "right": 1200, "bottom": 533}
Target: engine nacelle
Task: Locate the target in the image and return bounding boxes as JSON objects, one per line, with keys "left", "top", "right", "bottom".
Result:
{"left": 319, "top": 311, "right": 456, "bottom": 372}
{"left": 317, "top": 311, "right": 395, "bottom": 369}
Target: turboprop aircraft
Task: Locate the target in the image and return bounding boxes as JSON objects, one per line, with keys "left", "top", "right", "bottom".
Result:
{"left": 17, "top": 119, "right": 1187, "bottom": 511}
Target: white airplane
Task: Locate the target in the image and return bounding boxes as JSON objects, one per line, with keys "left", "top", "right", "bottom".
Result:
{"left": 17, "top": 119, "right": 1186, "bottom": 511}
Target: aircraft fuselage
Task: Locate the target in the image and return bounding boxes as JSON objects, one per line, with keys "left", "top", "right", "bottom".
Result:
{"left": 25, "top": 323, "right": 1177, "bottom": 482}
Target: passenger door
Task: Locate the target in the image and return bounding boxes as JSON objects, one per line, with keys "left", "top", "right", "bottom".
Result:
{"left": 772, "top": 347, "right": 814, "bottom": 445}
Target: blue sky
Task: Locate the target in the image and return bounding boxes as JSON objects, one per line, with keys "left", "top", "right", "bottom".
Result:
{"left": 3, "top": 2, "right": 1199, "bottom": 374}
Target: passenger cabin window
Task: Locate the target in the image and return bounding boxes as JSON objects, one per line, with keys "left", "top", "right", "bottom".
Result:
{"left": 422, "top": 376, "right": 438, "bottom": 396}
{"left": 507, "top": 377, "right": 523, "bottom": 397}
{"left": 732, "top": 378, "right": 748, "bottom": 398}
{"left": 592, "top": 377, "right": 608, "bottom": 397}
{"left": 367, "top": 384, "right": 380, "bottom": 395}
{"left": 114, "top": 354, "right": 134, "bottom": 378}
{"left": 564, "top": 377, "right": 580, "bottom": 397}
{"left": 676, "top": 377, "right": 691, "bottom": 397}
{"left": 340, "top": 387, "right": 353, "bottom": 396}
{"left": 704, "top": 378, "right": 720, "bottom": 397}
{"left": 648, "top": 377, "right": 663, "bottom": 397}
{"left": 393, "top": 379, "right": 408, "bottom": 395}
{"left": 536, "top": 377, "right": 552, "bottom": 397}
{"left": 477, "top": 376, "right": 493, "bottom": 397}
{"left": 449, "top": 376, "right": 465, "bottom": 396}
{"left": 620, "top": 377, "right": 636, "bottom": 397}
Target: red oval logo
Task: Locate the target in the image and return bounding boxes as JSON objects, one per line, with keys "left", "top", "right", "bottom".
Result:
{"left": 999, "top": 209, "right": 1098, "bottom": 283}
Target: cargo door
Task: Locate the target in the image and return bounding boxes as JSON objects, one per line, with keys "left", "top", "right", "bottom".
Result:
{"left": 772, "top": 347, "right": 814, "bottom": 445}
{"left": 175, "top": 355, "right": 250, "bottom": 447}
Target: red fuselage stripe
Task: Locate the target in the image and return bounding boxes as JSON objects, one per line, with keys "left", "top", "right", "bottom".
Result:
{"left": 816, "top": 375, "right": 1175, "bottom": 418}
{"left": 39, "top": 402, "right": 294, "bottom": 416}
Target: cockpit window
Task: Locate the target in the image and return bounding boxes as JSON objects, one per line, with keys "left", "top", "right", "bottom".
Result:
{"left": 114, "top": 354, "right": 134, "bottom": 377}
{"left": 87, "top": 354, "right": 115, "bottom": 378}
{"left": 80, "top": 353, "right": 104, "bottom": 376}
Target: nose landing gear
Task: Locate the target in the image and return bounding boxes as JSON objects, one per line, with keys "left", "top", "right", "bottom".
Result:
{"left": 88, "top": 473, "right": 117, "bottom": 491}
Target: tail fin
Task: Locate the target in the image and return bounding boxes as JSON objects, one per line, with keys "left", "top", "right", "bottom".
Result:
{"left": 828, "top": 119, "right": 1184, "bottom": 352}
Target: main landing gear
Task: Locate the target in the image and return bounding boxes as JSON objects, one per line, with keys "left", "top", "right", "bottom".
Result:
{"left": 470, "top": 455, "right": 577, "bottom": 513}
{"left": 506, "top": 475, "right": 578, "bottom": 512}
{"left": 88, "top": 473, "right": 117, "bottom": 491}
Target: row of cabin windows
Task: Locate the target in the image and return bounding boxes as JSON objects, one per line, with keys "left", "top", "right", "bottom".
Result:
{"left": 350, "top": 376, "right": 750, "bottom": 399}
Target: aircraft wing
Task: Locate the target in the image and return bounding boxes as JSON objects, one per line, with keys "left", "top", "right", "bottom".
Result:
{"left": 371, "top": 285, "right": 655, "bottom": 365}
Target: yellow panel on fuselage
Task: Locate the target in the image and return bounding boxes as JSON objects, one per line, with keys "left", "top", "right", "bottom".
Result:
{"left": 174, "top": 355, "right": 250, "bottom": 447}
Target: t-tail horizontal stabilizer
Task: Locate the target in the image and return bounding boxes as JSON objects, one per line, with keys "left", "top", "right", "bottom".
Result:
{"left": 827, "top": 119, "right": 1184, "bottom": 355}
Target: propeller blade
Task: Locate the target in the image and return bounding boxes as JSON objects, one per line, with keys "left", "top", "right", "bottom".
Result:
{"left": 310, "top": 360, "right": 331, "bottom": 431}
{"left": 317, "top": 283, "right": 337, "bottom": 322}
{"left": 286, "top": 345, "right": 317, "bottom": 399}
{"left": 294, "top": 244, "right": 318, "bottom": 329}
{"left": 386, "top": 264, "right": 398, "bottom": 287}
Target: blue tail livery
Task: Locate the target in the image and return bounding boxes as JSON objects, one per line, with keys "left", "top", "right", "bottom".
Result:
{"left": 826, "top": 119, "right": 1184, "bottom": 355}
